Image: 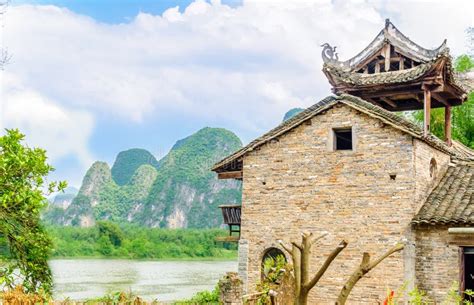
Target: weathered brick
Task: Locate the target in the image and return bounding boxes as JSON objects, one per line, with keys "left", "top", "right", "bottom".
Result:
{"left": 238, "top": 103, "right": 453, "bottom": 304}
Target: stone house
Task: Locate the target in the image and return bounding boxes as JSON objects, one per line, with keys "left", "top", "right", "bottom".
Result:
{"left": 212, "top": 20, "right": 474, "bottom": 303}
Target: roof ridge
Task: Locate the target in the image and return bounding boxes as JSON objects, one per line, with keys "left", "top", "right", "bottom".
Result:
{"left": 211, "top": 95, "right": 338, "bottom": 171}
{"left": 213, "top": 93, "right": 469, "bottom": 172}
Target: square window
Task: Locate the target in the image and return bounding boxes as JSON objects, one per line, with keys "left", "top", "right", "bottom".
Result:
{"left": 334, "top": 128, "right": 353, "bottom": 150}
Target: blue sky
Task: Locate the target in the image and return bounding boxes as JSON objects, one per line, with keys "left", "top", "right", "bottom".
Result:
{"left": 1, "top": 0, "right": 472, "bottom": 188}
{"left": 15, "top": 0, "right": 242, "bottom": 23}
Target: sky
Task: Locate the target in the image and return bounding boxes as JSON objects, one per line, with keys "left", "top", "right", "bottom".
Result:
{"left": 0, "top": 0, "right": 473, "bottom": 188}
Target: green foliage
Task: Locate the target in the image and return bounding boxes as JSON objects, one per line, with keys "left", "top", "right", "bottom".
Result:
{"left": 283, "top": 108, "right": 304, "bottom": 122}
{"left": 256, "top": 255, "right": 291, "bottom": 305}
{"left": 97, "top": 221, "right": 125, "bottom": 247}
{"left": 407, "top": 286, "right": 430, "bottom": 305}
{"left": 174, "top": 285, "right": 220, "bottom": 305}
{"left": 111, "top": 148, "right": 159, "bottom": 186}
{"left": 412, "top": 55, "right": 474, "bottom": 148}
{"left": 0, "top": 129, "right": 66, "bottom": 295}
{"left": 455, "top": 54, "right": 474, "bottom": 73}
{"left": 47, "top": 224, "right": 237, "bottom": 259}
{"left": 262, "top": 255, "right": 287, "bottom": 284}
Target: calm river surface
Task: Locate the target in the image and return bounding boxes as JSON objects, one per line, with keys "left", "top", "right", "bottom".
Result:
{"left": 50, "top": 259, "right": 237, "bottom": 302}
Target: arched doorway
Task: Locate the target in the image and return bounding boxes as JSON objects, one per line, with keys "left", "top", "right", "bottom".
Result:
{"left": 261, "top": 247, "right": 287, "bottom": 281}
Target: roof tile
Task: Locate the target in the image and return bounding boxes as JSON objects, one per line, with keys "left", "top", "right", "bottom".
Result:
{"left": 413, "top": 162, "right": 474, "bottom": 225}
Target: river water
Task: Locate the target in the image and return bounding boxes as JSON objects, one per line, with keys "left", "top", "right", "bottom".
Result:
{"left": 50, "top": 259, "right": 237, "bottom": 302}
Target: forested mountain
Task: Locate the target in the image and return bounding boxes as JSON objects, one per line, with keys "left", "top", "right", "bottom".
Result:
{"left": 111, "top": 148, "right": 160, "bottom": 185}
{"left": 44, "top": 128, "right": 242, "bottom": 228}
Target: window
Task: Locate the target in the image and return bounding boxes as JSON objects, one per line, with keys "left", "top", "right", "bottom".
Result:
{"left": 334, "top": 128, "right": 353, "bottom": 150}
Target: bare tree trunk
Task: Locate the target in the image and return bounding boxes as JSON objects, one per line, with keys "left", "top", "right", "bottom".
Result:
{"left": 335, "top": 243, "right": 404, "bottom": 305}
{"left": 280, "top": 232, "right": 347, "bottom": 305}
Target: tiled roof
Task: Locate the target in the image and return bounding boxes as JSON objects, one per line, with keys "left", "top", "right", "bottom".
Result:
{"left": 324, "top": 54, "right": 468, "bottom": 95}
{"left": 322, "top": 19, "right": 447, "bottom": 69}
{"left": 212, "top": 94, "right": 473, "bottom": 172}
{"left": 412, "top": 162, "right": 474, "bottom": 226}
{"left": 324, "top": 61, "right": 434, "bottom": 86}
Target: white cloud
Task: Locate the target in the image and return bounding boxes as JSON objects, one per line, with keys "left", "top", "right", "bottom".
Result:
{"left": 0, "top": 0, "right": 472, "bottom": 185}
{"left": 0, "top": 73, "right": 95, "bottom": 180}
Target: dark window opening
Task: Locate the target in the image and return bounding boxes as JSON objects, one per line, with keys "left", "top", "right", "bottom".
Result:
{"left": 390, "top": 61, "right": 400, "bottom": 71}
{"left": 463, "top": 248, "right": 474, "bottom": 293}
{"left": 367, "top": 62, "right": 376, "bottom": 74}
{"left": 334, "top": 128, "right": 353, "bottom": 150}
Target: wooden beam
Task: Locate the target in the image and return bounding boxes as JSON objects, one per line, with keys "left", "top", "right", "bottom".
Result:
{"left": 375, "top": 63, "right": 380, "bottom": 73}
{"left": 218, "top": 171, "right": 242, "bottom": 180}
{"left": 365, "top": 97, "right": 384, "bottom": 108}
{"left": 399, "top": 57, "right": 404, "bottom": 70}
{"left": 445, "top": 105, "right": 452, "bottom": 146}
{"left": 431, "top": 92, "right": 450, "bottom": 106}
{"left": 380, "top": 97, "right": 397, "bottom": 108}
{"left": 423, "top": 89, "right": 431, "bottom": 136}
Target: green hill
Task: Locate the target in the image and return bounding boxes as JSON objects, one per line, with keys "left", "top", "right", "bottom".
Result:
{"left": 44, "top": 128, "right": 242, "bottom": 228}
{"left": 111, "top": 148, "right": 159, "bottom": 185}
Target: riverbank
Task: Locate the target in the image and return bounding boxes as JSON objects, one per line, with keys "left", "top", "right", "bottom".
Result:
{"left": 47, "top": 223, "right": 237, "bottom": 260}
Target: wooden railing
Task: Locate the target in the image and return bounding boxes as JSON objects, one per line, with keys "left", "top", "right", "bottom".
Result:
{"left": 218, "top": 205, "right": 241, "bottom": 241}
{"left": 219, "top": 205, "right": 241, "bottom": 225}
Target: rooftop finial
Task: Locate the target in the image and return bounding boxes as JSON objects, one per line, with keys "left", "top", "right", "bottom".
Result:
{"left": 385, "top": 18, "right": 390, "bottom": 29}
{"left": 321, "top": 43, "right": 338, "bottom": 63}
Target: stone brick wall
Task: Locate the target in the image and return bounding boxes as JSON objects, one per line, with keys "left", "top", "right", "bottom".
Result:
{"left": 238, "top": 102, "right": 452, "bottom": 303}
{"left": 413, "top": 139, "right": 451, "bottom": 212}
{"left": 414, "top": 226, "right": 459, "bottom": 301}
{"left": 219, "top": 272, "right": 243, "bottom": 305}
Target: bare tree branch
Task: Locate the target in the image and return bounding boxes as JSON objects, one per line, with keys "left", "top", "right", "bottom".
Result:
{"left": 306, "top": 240, "right": 347, "bottom": 290}
{"left": 335, "top": 243, "right": 404, "bottom": 305}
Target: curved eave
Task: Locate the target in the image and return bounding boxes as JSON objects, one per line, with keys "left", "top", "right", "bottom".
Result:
{"left": 324, "top": 20, "right": 448, "bottom": 70}
{"left": 323, "top": 60, "right": 436, "bottom": 88}
{"left": 412, "top": 218, "right": 474, "bottom": 227}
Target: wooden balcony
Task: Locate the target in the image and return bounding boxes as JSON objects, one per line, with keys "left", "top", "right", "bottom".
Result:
{"left": 216, "top": 205, "right": 241, "bottom": 242}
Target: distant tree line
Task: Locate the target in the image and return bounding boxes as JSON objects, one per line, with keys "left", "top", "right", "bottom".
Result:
{"left": 46, "top": 222, "right": 237, "bottom": 259}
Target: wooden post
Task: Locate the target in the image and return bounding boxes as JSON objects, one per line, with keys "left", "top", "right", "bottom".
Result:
{"left": 423, "top": 89, "right": 431, "bottom": 136}
{"left": 383, "top": 44, "right": 391, "bottom": 72}
{"left": 445, "top": 105, "right": 452, "bottom": 146}
{"left": 375, "top": 63, "right": 380, "bottom": 73}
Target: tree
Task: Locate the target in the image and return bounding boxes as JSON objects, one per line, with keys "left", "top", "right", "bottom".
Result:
{"left": 279, "top": 232, "right": 346, "bottom": 305}
{"left": 97, "top": 220, "right": 124, "bottom": 247}
{"left": 0, "top": 129, "right": 66, "bottom": 294}
{"left": 278, "top": 231, "right": 404, "bottom": 305}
